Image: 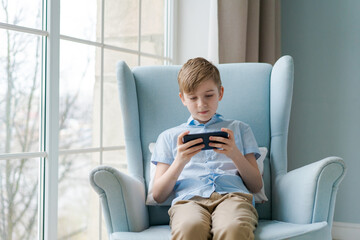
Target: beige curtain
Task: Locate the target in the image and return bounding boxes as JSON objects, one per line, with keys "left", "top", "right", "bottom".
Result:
{"left": 217, "top": 0, "right": 281, "bottom": 64}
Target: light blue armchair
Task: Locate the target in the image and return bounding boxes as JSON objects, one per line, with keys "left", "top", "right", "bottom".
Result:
{"left": 90, "top": 56, "right": 346, "bottom": 240}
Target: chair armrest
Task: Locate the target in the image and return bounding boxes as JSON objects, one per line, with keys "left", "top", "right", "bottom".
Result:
{"left": 90, "top": 166, "right": 149, "bottom": 234}
{"left": 273, "top": 157, "right": 346, "bottom": 224}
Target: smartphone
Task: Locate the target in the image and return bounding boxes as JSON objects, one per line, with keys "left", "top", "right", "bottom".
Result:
{"left": 182, "top": 131, "right": 229, "bottom": 150}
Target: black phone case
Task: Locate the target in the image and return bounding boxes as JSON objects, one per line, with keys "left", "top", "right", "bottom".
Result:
{"left": 182, "top": 131, "right": 229, "bottom": 150}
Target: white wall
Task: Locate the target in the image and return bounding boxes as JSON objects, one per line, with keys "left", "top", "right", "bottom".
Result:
{"left": 174, "top": 0, "right": 211, "bottom": 64}
{"left": 282, "top": 0, "right": 360, "bottom": 226}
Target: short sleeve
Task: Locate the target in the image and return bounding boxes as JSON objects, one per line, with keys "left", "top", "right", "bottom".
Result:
{"left": 241, "top": 124, "right": 261, "bottom": 159}
{"left": 151, "top": 131, "right": 175, "bottom": 165}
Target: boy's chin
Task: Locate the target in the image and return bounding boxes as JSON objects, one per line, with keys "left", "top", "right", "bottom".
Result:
{"left": 195, "top": 116, "right": 212, "bottom": 124}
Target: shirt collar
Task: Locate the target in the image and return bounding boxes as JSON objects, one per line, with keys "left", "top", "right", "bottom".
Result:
{"left": 186, "top": 113, "right": 224, "bottom": 127}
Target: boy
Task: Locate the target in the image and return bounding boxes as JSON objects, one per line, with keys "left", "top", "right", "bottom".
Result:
{"left": 151, "top": 57, "right": 262, "bottom": 240}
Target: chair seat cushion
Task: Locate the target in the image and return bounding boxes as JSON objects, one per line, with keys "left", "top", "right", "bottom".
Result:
{"left": 110, "top": 225, "right": 171, "bottom": 240}
{"left": 110, "top": 220, "right": 327, "bottom": 240}
{"left": 255, "top": 220, "right": 327, "bottom": 240}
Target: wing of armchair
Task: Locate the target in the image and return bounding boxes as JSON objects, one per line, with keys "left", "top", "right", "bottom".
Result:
{"left": 274, "top": 157, "right": 346, "bottom": 225}
{"left": 256, "top": 157, "right": 346, "bottom": 240}
{"left": 90, "top": 166, "right": 149, "bottom": 233}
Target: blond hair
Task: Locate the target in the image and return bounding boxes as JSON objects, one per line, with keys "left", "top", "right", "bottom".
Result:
{"left": 178, "top": 57, "right": 221, "bottom": 94}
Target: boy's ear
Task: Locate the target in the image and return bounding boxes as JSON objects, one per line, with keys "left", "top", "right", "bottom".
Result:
{"left": 179, "top": 92, "right": 186, "bottom": 106}
{"left": 218, "top": 86, "right": 224, "bottom": 101}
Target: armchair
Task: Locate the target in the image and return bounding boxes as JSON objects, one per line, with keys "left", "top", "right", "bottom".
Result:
{"left": 90, "top": 56, "right": 346, "bottom": 240}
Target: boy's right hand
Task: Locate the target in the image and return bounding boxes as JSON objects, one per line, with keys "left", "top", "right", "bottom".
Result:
{"left": 175, "top": 131, "right": 204, "bottom": 166}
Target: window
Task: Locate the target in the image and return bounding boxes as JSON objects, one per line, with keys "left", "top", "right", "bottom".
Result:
{"left": 0, "top": 0, "right": 172, "bottom": 239}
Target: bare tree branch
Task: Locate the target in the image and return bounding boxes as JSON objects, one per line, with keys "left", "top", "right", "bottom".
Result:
{"left": 14, "top": 177, "right": 38, "bottom": 226}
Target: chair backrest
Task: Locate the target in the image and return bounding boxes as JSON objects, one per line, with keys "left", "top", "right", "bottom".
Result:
{"left": 117, "top": 56, "right": 294, "bottom": 225}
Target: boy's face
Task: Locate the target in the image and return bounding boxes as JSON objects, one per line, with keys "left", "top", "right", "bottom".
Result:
{"left": 179, "top": 78, "right": 224, "bottom": 124}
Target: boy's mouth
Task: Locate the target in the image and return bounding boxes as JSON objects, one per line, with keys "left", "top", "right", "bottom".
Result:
{"left": 199, "top": 110, "right": 209, "bottom": 115}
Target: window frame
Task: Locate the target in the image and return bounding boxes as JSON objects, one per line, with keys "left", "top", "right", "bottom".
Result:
{"left": 0, "top": 0, "right": 173, "bottom": 239}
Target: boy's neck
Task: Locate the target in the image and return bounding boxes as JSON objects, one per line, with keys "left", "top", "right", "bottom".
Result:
{"left": 192, "top": 113, "right": 218, "bottom": 125}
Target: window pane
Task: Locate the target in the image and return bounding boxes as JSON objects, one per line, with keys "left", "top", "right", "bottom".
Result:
{"left": 58, "top": 152, "right": 100, "bottom": 240}
{"left": 101, "top": 49, "right": 137, "bottom": 148}
{"left": 0, "top": 0, "right": 42, "bottom": 29}
{"left": 141, "top": 56, "right": 164, "bottom": 66}
{"left": 59, "top": 41, "right": 99, "bottom": 149}
{"left": 0, "top": 158, "right": 39, "bottom": 239}
{"left": 60, "top": 0, "right": 98, "bottom": 41}
{"left": 0, "top": 29, "right": 41, "bottom": 153}
{"left": 141, "top": 0, "right": 164, "bottom": 56}
{"left": 103, "top": 150, "right": 127, "bottom": 173}
{"left": 104, "top": 49, "right": 138, "bottom": 73}
{"left": 104, "top": 0, "right": 139, "bottom": 50}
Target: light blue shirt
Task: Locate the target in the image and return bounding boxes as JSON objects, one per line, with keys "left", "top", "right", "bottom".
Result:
{"left": 151, "top": 113, "right": 260, "bottom": 205}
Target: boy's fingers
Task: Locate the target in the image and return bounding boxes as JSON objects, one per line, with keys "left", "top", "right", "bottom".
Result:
{"left": 221, "top": 128, "right": 233, "bottom": 138}
{"left": 209, "top": 136, "right": 230, "bottom": 144}
{"left": 184, "top": 138, "right": 203, "bottom": 149}
{"left": 213, "top": 148, "right": 227, "bottom": 155}
{"left": 178, "top": 138, "right": 203, "bottom": 153}
{"left": 187, "top": 144, "right": 204, "bottom": 154}
{"left": 190, "top": 149, "right": 202, "bottom": 157}
{"left": 177, "top": 131, "right": 190, "bottom": 145}
{"left": 210, "top": 142, "right": 227, "bottom": 150}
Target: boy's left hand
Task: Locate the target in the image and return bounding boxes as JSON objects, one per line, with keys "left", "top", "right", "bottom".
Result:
{"left": 209, "top": 128, "right": 242, "bottom": 160}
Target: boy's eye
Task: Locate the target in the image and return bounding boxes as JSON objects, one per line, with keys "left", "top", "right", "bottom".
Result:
{"left": 190, "top": 97, "right": 197, "bottom": 100}
{"left": 205, "top": 95, "right": 214, "bottom": 98}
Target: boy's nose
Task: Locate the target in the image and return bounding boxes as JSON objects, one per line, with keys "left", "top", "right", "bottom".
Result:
{"left": 198, "top": 98, "right": 208, "bottom": 107}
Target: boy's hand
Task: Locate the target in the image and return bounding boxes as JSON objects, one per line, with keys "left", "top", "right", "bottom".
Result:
{"left": 209, "top": 128, "right": 242, "bottom": 160}
{"left": 175, "top": 131, "right": 204, "bottom": 166}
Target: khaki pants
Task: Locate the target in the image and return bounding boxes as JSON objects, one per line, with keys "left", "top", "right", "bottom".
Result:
{"left": 168, "top": 192, "right": 258, "bottom": 240}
